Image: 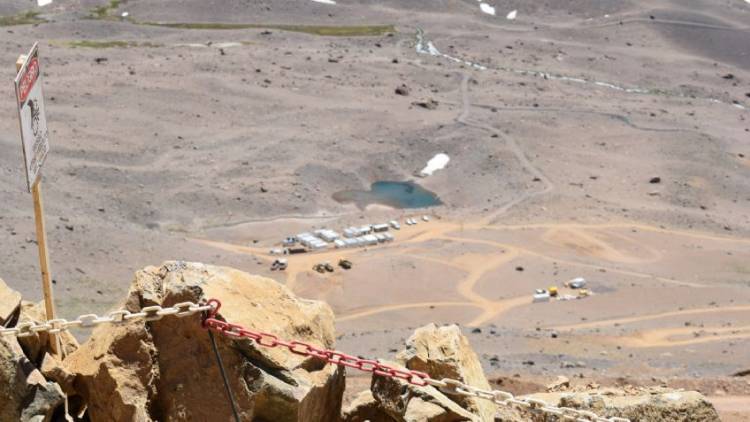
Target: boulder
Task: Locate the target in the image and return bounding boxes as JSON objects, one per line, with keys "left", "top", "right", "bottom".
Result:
{"left": 523, "top": 387, "right": 721, "bottom": 422}
{"left": 395, "top": 84, "right": 410, "bottom": 96}
{"left": 396, "top": 324, "right": 496, "bottom": 421}
{"left": 342, "top": 390, "right": 396, "bottom": 422}
{"left": 65, "top": 261, "right": 345, "bottom": 421}
{"left": 0, "top": 277, "right": 21, "bottom": 325}
{"left": 0, "top": 336, "right": 66, "bottom": 422}
{"left": 16, "top": 300, "right": 79, "bottom": 365}
{"left": 40, "top": 352, "right": 76, "bottom": 396}
{"left": 371, "top": 365, "right": 479, "bottom": 422}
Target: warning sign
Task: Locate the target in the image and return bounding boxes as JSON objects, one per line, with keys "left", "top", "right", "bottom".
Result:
{"left": 14, "top": 43, "right": 50, "bottom": 192}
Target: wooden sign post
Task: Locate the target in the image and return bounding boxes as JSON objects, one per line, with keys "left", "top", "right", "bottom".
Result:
{"left": 14, "top": 44, "right": 58, "bottom": 355}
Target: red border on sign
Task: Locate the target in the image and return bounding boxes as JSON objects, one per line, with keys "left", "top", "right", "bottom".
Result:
{"left": 18, "top": 56, "right": 39, "bottom": 105}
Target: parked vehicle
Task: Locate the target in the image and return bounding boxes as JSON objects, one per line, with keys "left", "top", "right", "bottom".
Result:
{"left": 271, "top": 258, "right": 288, "bottom": 271}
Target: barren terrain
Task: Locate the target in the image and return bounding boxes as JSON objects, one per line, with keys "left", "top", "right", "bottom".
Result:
{"left": 1, "top": 0, "right": 749, "bottom": 418}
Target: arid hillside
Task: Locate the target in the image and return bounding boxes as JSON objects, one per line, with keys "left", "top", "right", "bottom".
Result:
{"left": 1, "top": 0, "right": 749, "bottom": 419}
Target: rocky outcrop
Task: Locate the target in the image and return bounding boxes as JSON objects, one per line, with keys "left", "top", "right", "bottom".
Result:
{"left": 0, "top": 277, "right": 21, "bottom": 326}
{"left": 16, "top": 300, "right": 79, "bottom": 365}
{"left": 355, "top": 323, "right": 493, "bottom": 422}
{"left": 523, "top": 388, "right": 721, "bottom": 422}
{"left": 349, "top": 323, "right": 722, "bottom": 422}
{"left": 0, "top": 264, "right": 728, "bottom": 422}
{"left": 0, "top": 279, "right": 68, "bottom": 422}
{"left": 0, "top": 336, "right": 66, "bottom": 422}
{"left": 343, "top": 390, "right": 397, "bottom": 422}
{"left": 397, "top": 324, "right": 496, "bottom": 421}
{"left": 64, "top": 261, "right": 345, "bottom": 421}
{"left": 372, "top": 364, "right": 479, "bottom": 421}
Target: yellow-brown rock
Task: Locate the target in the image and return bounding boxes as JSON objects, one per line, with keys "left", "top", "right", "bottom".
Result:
{"left": 0, "top": 277, "right": 21, "bottom": 326}
{"left": 396, "top": 324, "right": 496, "bottom": 421}
{"left": 64, "top": 261, "right": 345, "bottom": 421}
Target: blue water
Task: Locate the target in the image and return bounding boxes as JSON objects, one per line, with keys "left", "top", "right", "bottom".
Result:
{"left": 333, "top": 181, "right": 442, "bottom": 209}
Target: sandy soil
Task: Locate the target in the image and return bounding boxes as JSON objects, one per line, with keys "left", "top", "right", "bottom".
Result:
{"left": 1, "top": 0, "right": 749, "bottom": 418}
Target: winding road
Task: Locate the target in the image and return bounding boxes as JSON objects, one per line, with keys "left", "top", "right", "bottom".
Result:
{"left": 193, "top": 28, "right": 750, "bottom": 349}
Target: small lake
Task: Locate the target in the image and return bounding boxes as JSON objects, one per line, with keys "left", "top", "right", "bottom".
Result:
{"left": 333, "top": 181, "right": 442, "bottom": 209}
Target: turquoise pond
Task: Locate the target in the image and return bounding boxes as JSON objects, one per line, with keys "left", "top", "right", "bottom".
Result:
{"left": 332, "top": 181, "right": 442, "bottom": 209}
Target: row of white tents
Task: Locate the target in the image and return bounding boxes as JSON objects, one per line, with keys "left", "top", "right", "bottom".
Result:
{"left": 334, "top": 232, "right": 394, "bottom": 249}
{"left": 280, "top": 216, "right": 430, "bottom": 253}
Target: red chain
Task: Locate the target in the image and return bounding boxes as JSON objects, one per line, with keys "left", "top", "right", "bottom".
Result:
{"left": 201, "top": 299, "right": 431, "bottom": 386}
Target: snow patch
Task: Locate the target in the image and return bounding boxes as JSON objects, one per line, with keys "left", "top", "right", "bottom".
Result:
{"left": 420, "top": 153, "right": 450, "bottom": 177}
{"left": 480, "top": 3, "right": 496, "bottom": 15}
{"left": 663, "top": 392, "right": 682, "bottom": 401}
{"left": 214, "top": 42, "right": 242, "bottom": 48}
{"left": 506, "top": 9, "right": 517, "bottom": 20}
{"left": 311, "top": 0, "right": 336, "bottom": 4}
{"left": 38, "top": 0, "right": 53, "bottom": 6}
{"left": 415, "top": 29, "right": 487, "bottom": 70}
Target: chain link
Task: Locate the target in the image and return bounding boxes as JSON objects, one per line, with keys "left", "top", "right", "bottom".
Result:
{"left": 202, "top": 299, "right": 630, "bottom": 422}
{"left": 0, "top": 298, "right": 630, "bottom": 422}
{"left": 0, "top": 302, "right": 213, "bottom": 339}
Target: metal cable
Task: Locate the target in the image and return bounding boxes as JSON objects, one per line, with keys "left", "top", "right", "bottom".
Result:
{"left": 208, "top": 328, "right": 242, "bottom": 422}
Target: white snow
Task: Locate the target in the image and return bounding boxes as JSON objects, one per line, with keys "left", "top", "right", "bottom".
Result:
{"left": 415, "top": 30, "right": 488, "bottom": 70}
{"left": 214, "top": 42, "right": 242, "bottom": 48}
{"left": 311, "top": 0, "right": 336, "bottom": 4}
{"left": 121, "top": 11, "right": 129, "bottom": 17}
{"left": 425, "top": 41, "right": 441, "bottom": 56}
{"left": 420, "top": 153, "right": 450, "bottom": 176}
{"left": 663, "top": 392, "right": 683, "bottom": 401}
{"left": 37, "top": 0, "right": 53, "bottom": 6}
{"left": 506, "top": 9, "right": 517, "bottom": 20}
{"left": 479, "top": 3, "right": 496, "bottom": 15}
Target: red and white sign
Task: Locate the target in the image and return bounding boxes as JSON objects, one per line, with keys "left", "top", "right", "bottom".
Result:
{"left": 14, "top": 43, "right": 49, "bottom": 192}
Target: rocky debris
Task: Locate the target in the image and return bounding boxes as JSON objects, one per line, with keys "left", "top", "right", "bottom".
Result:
{"left": 0, "top": 281, "right": 73, "bottom": 420}
{"left": 522, "top": 387, "right": 720, "bottom": 422}
{"left": 395, "top": 84, "right": 410, "bottom": 96}
{"left": 396, "top": 324, "right": 496, "bottom": 421}
{"left": 546, "top": 375, "right": 570, "bottom": 392}
{"left": 412, "top": 99, "right": 439, "bottom": 110}
{"left": 0, "top": 336, "right": 66, "bottom": 422}
{"left": 0, "top": 277, "right": 21, "bottom": 325}
{"left": 64, "top": 261, "right": 345, "bottom": 421}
